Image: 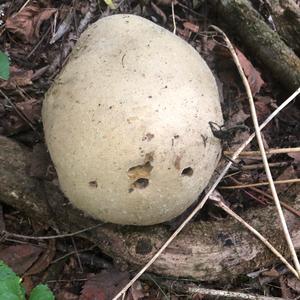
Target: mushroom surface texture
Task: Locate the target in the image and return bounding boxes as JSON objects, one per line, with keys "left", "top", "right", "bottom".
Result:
{"left": 42, "top": 14, "right": 223, "bottom": 225}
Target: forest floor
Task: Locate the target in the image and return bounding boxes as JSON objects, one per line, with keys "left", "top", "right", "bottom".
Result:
{"left": 0, "top": 0, "right": 300, "bottom": 299}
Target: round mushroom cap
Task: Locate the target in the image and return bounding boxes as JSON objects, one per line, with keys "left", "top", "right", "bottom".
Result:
{"left": 42, "top": 14, "right": 223, "bottom": 225}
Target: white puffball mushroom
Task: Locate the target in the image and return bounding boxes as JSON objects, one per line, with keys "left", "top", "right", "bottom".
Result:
{"left": 42, "top": 14, "right": 223, "bottom": 225}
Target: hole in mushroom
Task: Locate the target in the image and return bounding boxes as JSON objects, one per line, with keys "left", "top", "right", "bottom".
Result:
{"left": 133, "top": 178, "right": 149, "bottom": 189}
{"left": 127, "top": 161, "right": 153, "bottom": 180}
{"left": 181, "top": 167, "right": 193, "bottom": 177}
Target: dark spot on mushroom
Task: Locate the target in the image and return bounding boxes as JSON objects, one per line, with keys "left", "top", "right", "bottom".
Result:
{"left": 181, "top": 167, "right": 193, "bottom": 177}
{"left": 128, "top": 188, "right": 134, "bottom": 193}
{"left": 135, "top": 238, "right": 153, "bottom": 255}
{"left": 142, "top": 133, "right": 154, "bottom": 141}
{"left": 144, "top": 152, "right": 154, "bottom": 162}
{"left": 148, "top": 95, "right": 152, "bottom": 99}
{"left": 133, "top": 178, "right": 149, "bottom": 189}
{"left": 89, "top": 180, "right": 98, "bottom": 188}
{"left": 109, "top": 106, "right": 113, "bottom": 109}
{"left": 201, "top": 134, "right": 208, "bottom": 147}
{"left": 174, "top": 155, "right": 181, "bottom": 170}
{"left": 174, "top": 135, "right": 179, "bottom": 139}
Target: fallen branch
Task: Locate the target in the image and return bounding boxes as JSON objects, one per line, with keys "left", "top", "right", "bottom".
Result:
{"left": 0, "top": 136, "right": 300, "bottom": 284}
{"left": 166, "top": 281, "right": 287, "bottom": 300}
{"left": 211, "top": 0, "right": 300, "bottom": 91}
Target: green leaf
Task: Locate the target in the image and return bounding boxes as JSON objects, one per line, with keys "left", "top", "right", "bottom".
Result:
{"left": 0, "top": 261, "right": 25, "bottom": 300}
{"left": 0, "top": 51, "right": 10, "bottom": 80}
{"left": 29, "top": 284, "right": 55, "bottom": 300}
{"left": 103, "top": 0, "right": 117, "bottom": 9}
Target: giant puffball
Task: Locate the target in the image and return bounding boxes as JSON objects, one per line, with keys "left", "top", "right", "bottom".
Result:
{"left": 42, "top": 14, "right": 223, "bottom": 225}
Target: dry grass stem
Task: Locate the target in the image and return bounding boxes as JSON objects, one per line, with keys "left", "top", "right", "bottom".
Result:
{"left": 112, "top": 86, "right": 300, "bottom": 299}
{"left": 171, "top": 1, "right": 176, "bottom": 34}
{"left": 220, "top": 178, "right": 300, "bottom": 189}
{"left": 229, "top": 177, "right": 300, "bottom": 217}
{"left": 224, "top": 147, "right": 300, "bottom": 157}
{"left": 210, "top": 24, "right": 300, "bottom": 277}
{"left": 4, "top": 224, "right": 103, "bottom": 240}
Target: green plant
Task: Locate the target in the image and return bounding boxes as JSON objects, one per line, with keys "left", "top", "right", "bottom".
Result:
{"left": 0, "top": 261, "right": 55, "bottom": 300}
{"left": 0, "top": 50, "right": 10, "bottom": 80}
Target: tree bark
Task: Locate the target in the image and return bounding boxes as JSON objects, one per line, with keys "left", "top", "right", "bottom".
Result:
{"left": 212, "top": 0, "right": 300, "bottom": 92}
{"left": 1, "top": 136, "right": 300, "bottom": 282}
{"left": 267, "top": 0, "right": 300, "bottom": 55}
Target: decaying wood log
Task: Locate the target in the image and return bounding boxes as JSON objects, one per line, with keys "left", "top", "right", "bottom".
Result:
{"left": 210, "top": 0, "right": 300, "bottom": 92}
{"left": 1, "top": 136, "right": 300, "bottom": 282}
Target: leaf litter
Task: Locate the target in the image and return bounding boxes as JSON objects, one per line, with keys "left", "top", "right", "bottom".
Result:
{"left": 0, "top": 0, "right": 300, "bottom": 299}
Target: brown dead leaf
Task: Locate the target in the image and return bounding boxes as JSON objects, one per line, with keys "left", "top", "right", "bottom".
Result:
{"left": 268, "top": 165, "right": 297, "bottom": 194}
{"left": 235, "top": 47, "right": 264, "bottom": 95}
{"left": 183, "top": 21, "right": 199, "bottom": 33}
{"left": 0, "top": 244, "right": 42, "bottom": 275}
{"left": 128, "top": 281, "right": 146, "bottom": 300}
{"left": 57, "top": 290, "right": 80, "bottom": 300}
{"left": 6, "top": 5, "right": 56, "bottom": 43}
{"left": 80, "top": 269, "right": 130, "bottom": 300}
{"left": 286, "top": 276, "right": 300, "bottom": 293}
{"left": 1, "top": 99, "right": 41, "bottom": 136}
{"left": 24, "top": 239, "right": 56, "bottom": 276}
{"left": 254, "top": 96, "right": 273, "bottom": 123}
{"left": 288, "top": 152, "right": 300, "bottom": 164}
{"left": 0, "top": 66, "right": 33, "bottom": 89}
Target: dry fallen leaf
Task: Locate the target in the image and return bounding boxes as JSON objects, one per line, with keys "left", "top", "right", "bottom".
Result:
{"left": 288, "top": 152, "right": 300, "bottom": 164}
{"left": 0, "top": 244, "right": 42, "bottom": 275}
{"left": 0, "top": 65, "right": 33, "bottom": 89}
{"left": 79, "top": 269, "right": 129, "bottom": 300}
{"left": 24, "top": 239, "right": 56, "bottom": 276}
{"left": 235, "top": 47, "right": 264, "bottom": 95}
{"left": 6, "top": 5, "right": 56, "bottom": 43}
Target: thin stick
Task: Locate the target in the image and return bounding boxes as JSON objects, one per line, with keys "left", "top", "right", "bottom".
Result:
{"left": 215, "top": 199, "right": 298, "bottom": 278}
{"left": 171, "top": 1, "right": 176, "bottom": 34}
{"left": 220, "top": 178, "right": 300, "bottom": 189}
{"left": 187, "top": 286, "right": 287, "bottom": 300}
{"left": 224, "top": 147, "right": 300, "bottom": 157}
{"left": 240, "top": 161, "right": 289, "bottom": 170}
{"left": 17, "top": 0, "right": 31, "bottom": 14}
{"left": 112, "top": 88, "right": 300, "bottom": 299}
{"left": 211, "top": 25, "right": 300, "bottom": 277}
{"left": 3, "top": 223, "right": 103, "bottom": 240}
{"left": 0, "top": 89, "right": 36, "bottom": 132}
{"left": 230, "top": 177, "right": 300, "bottom": 218}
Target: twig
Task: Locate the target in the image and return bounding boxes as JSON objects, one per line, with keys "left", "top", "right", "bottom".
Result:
{"left": 171, "top": 1, "right": 176, "bottom": 34}
{"left": 17, "top": 0, "right": 31, "bottom": 14}
{"left": 229, "top": 177, "right": 300, "bottom": 218}
{"left": 211, "top": 25, "right": 300, "bottom": 278}
{"left": 240, "top": 161, "right": 289, "bottom": 171}
{"left": 0, "top": 89, "right": 36, "bottom": 132}
{"left": 187, "top": 286, "right": 287, "bottom": 300}
{"left": 224, "top": 147, "right": 300, "bottom": 157}
{"left": 211, "top": 195, "right": 299, "bottom": 278}
{"left": 220, "top": 178, "right": 300, "bottom": 189}
{"left": 112, "top": 87, "right": 300, "bottom": 299}
{"left": 2, "top": 223, "right": 102, "bottom": 240}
